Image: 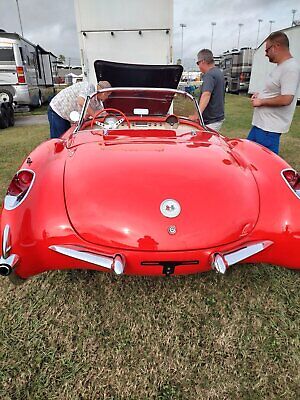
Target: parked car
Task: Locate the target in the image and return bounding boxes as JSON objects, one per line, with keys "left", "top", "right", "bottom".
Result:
{"left": 0, "top": 31, "right": 57, "bottom": 109}
{"left": 0, "top": 62, "right": 300, "bottom": 284}
{"left": 0, "top": 86, "right": 14, "bottom": 129}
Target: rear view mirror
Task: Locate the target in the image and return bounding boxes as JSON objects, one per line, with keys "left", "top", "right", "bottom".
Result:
{"left": 70, "top": 111, "right": 80, "bottom": 123}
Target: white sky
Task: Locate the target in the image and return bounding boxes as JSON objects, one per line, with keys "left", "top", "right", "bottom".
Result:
{"left": 0, "top": 0, "right": 299, "bottom": 69}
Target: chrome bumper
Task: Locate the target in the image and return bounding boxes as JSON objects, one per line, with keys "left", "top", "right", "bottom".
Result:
{"left": 0, "top": 225, "right": 19, "bottom": 276}
{"left": 211, "top": 240, "right": 273, "bottom": 274}
{"left": 49, "top": 245, "right": 125, "bottom": 275}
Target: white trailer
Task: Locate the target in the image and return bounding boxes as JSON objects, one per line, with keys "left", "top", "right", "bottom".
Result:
{"left": 249, "top": 25, "right": 300, "bottom": 100}
{"left": 0, "top": 31, "right": 57, "bottom": 108}
{"left": 74, "top": 0, "right": 173, "bottom": 84}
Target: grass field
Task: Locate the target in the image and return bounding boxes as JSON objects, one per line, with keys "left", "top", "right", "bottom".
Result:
{"left": 0, "top": 95, "right": 299, "bottom": 399}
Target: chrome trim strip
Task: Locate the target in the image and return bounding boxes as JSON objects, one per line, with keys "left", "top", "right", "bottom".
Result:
{"left": 49, "top": 245, "right": 125, "bottom": 274}
{"left": 224, "top": 240, "right": 273, "bottom": 266}
{"left": 4, "top": 169, "right": 36, "bottom": 211}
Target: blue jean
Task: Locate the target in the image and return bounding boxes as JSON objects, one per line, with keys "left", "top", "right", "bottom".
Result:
{"left": 48, "top": 106, "right": 71, "bottom": 139}
{"left": 247, "top": 125, "right": 281, "bottom": 154}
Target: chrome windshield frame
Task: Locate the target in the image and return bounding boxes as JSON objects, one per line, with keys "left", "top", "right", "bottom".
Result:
{"left": 75, "top": 87, "right": 206, "bottom": 132}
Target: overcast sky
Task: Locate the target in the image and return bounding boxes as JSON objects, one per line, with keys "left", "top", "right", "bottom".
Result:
{"left": 0, "top": 0, "right": 298, "bottom": 69}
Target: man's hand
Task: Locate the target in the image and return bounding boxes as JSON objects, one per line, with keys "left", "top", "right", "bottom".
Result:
{"left": 250, "top": 94, "right": 294, "bottom": 108}
{"left": 251, "top": 97, "right": 263, "bottom": 107}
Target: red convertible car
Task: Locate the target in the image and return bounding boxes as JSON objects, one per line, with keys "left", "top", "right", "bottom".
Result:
{"left": 0, "top": 61, "right": 300, "bottom": 283}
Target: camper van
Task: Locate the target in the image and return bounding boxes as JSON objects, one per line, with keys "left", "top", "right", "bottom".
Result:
{"left": 249, "top": 25, "right": 300, "bottom": 101}
{"left": 0, "top": 31, "right": 57, "bottom": 108}
{"left": 220, "top": 47, "right": 254, "bottom": 94}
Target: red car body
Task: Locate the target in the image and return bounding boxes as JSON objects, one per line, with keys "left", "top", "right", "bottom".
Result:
{"left": 0, "top": 63, "right": 300, "bottom": 281}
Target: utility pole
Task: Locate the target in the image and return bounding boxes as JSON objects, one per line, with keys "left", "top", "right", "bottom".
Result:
{"left": 256, "top": 19, "right": 263, "bottom": 48}
{"left": 269, "top": 20, "right": 275, "bottom": 33}
{"left": 16, "top": 0, "right": 24, "bottom": 36}
{"left": 237, "top": 23, "right": 243, "bottom": 49}
{"left": 291, "top": 9, "right": 297, "bottom": 26}
{"left": 180, "top": 23, "right": 187, "bottom": 63}
{"left": 211, "top": 22, "right": 216, "bottom": 52}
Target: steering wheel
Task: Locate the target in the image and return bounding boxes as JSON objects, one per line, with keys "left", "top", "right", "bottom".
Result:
{"left": 90, "top": 108, "right": 130, "bottom": 129}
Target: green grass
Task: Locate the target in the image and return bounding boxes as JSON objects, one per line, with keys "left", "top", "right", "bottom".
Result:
{"left": 0, "top": 97, "right": 300, "bottom": 399}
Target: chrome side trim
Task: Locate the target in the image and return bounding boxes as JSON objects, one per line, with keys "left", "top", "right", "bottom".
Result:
{"left": 49, "top": 245, "right": 125, "bottom": 275}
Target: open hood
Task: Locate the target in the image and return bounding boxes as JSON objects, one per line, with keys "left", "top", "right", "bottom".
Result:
{"left": 94, "top": 59, "right": 183, "bottom": 88}
{"left": 94, "top": 60, "right": 183, "bottom": 115}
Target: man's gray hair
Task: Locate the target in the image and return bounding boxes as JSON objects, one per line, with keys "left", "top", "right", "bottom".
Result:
{"left": 97, "top": 80, "right": 112, "bottom": 89}
{"left": 197, "top": 49, "right": 214, "bottom": 64}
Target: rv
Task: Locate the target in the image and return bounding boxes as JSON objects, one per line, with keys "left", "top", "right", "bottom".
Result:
{"left": 74, "top": 0, "right": 173, "bottom": 84}
{"left": 0, "top": 31, "right": 57, "bottom": 108}
{"left": 220, "top": 47, "right": 254, "bottom": 94}
{"left": 249, "top": 25, "right": 300, "bottom": 100}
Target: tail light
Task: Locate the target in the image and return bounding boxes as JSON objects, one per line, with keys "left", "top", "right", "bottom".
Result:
{"left": 240, "top": 73, "right": 244, "bottom": 82}
{"left": 282, "top": 169, "right": 300, "bottom": 198}
{"left": 4, "top": 169, "right": 35, "bottom": 210}
{"left": 16, "top": 66, "right": 26, "bottom": 84}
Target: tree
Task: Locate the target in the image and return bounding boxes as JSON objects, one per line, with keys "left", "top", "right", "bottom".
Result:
{"left": 58, "top": 54, "right": 65, "bottom": 64}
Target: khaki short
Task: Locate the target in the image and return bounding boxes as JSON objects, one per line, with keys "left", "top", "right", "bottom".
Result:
{"left": 206, "top": 119, "right": 224, "bottom": 132}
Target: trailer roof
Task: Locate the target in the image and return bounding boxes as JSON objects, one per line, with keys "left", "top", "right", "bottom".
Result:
{"left": 0, "top": 31, "right": 57, "bottom": 58}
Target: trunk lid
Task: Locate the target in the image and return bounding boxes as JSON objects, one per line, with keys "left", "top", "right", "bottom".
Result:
{"left": 64, "top": 137, "right": 260, "bottom": 251}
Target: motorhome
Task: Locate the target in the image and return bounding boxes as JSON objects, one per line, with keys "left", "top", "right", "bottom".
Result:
{"left": 0, "top": 31, "right": 57, "bottom": 108}
{"left": 220, "top": 47, "right": 254, "bottom": 93}
{"left": 249, "top": 25, "right": 300, "bottom": 100}
{"left": 74, "top": 0, "right": 173, "bottom": 84}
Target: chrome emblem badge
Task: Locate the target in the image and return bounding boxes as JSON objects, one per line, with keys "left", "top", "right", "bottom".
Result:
{"left": 160, "top": 199, "right": 181, "bottom": 218}
{"left": 168, "top": 225, "right": 177, "bottom": 235}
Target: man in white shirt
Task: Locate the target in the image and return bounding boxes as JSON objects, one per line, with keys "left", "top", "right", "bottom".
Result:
{"left": 48, "top": 80, "right": 111, "bottom": 138}
{"left": 247, "top": 31, "right": 300, "bottom": 154}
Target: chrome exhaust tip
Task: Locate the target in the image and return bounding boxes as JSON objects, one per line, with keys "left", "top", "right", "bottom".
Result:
{"left": 0, "top": 264, "right": 12, "bottom": 276}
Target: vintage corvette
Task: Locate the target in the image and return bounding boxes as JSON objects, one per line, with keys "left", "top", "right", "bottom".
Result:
{"left": 0, "top": 61, "right": 300, "bottom": 283}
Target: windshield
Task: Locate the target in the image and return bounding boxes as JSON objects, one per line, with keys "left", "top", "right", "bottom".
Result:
{"left": 77, "top": 88, "right": 203, "bottom": 131}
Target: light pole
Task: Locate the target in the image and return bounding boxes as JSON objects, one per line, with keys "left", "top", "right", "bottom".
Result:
{"left": 269, "top": 20, "right": 275, "bottom": 33}
{"left": 292, "top": 9, "right": 297, "bottom": 26}
{"left": 256, "top": 19, "right": 263, "bottom": 48}
{"left": 237, "top": 23, "right": 243, "bottom": 49}
{"left": 180, "top": 23, "right": 186, "bottom": 62}
{"left": 16, "top": 0, "right": 24, "bottom": 36}
{"left": 211, "top": 22, "right": 216, "bottom": 52}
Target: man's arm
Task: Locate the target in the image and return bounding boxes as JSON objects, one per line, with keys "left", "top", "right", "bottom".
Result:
{"left": 199, "top": 91, "right": 212, "bottom": 113}
{"left": 189, "top": 90, "right": 212, "bottom": 121}
{"left": 251, "top": 95, "right": 294, "bottom": 107}
{"left": 77, "top": 96, "right": 99, "bottom": 118}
